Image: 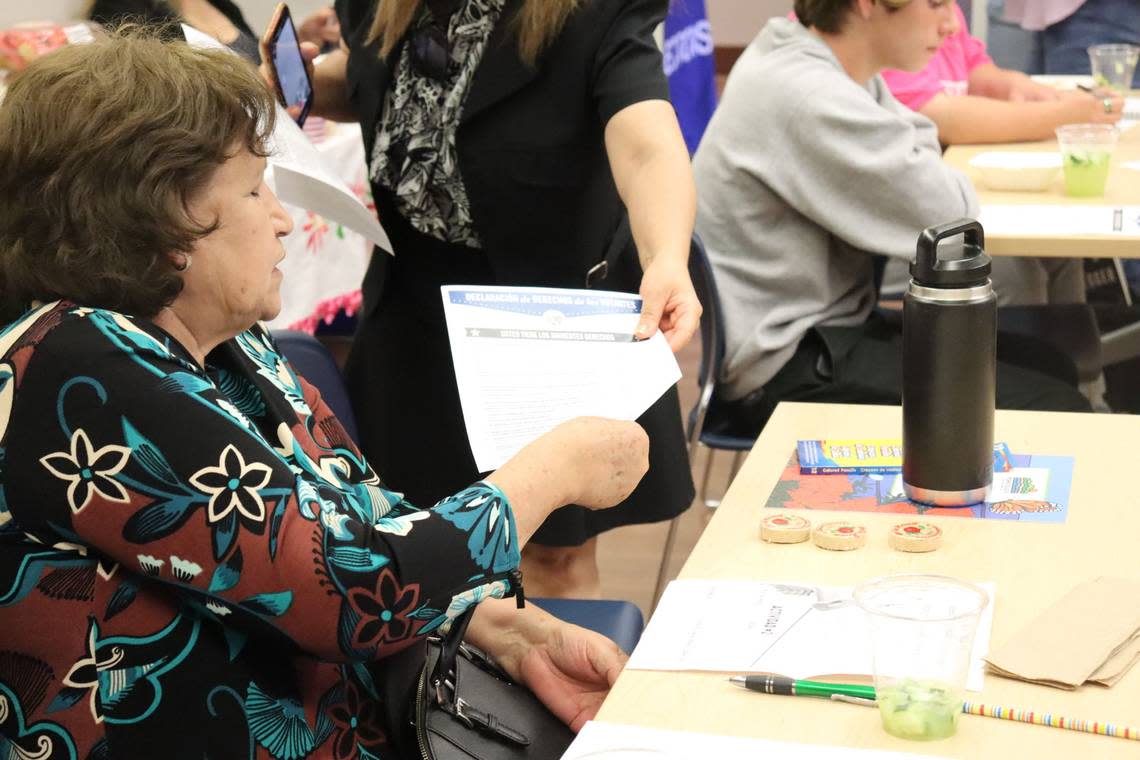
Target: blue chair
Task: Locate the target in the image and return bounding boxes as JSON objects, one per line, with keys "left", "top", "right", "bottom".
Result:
{"left": 652, "top": 235, "right": 758, "bottom": 607}
{"left": 272, "top": 330, "right": 361, "bottom": 446}
{"left": 270, "top": 329, "right": 645, "bottom": 653}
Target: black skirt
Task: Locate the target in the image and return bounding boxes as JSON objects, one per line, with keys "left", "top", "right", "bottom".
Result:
{"left": 343, "top": 213, "right": 694, "bottom": 546}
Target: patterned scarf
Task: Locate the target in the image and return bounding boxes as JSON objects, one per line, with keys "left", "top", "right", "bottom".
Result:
{"left": 371, "top": 0, "right": 506, "bottom": 247}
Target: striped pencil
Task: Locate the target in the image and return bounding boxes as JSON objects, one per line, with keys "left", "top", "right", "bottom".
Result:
{"left": 962, "top": 700, "right": 1140, "bottom": 741}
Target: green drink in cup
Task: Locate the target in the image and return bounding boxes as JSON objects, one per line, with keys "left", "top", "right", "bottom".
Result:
{"left": 1088, "top": 44, "right": 1138, "bottom": 92}
{"left": 854, "top": 574, "right": 989, "bottom": 742}
{"left": 1056, "top": 124, "right": 1118, "bottom": 198}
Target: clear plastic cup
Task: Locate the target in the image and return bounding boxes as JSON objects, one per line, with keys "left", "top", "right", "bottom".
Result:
{"left": 1088, "top": 43, "right": 1139, "bottom": 92}
{"left": 1056, "top": 124, "right": 1118, "bottom": 197}
{"left": 854, "top": 574, "right": 989, "bottom": 742}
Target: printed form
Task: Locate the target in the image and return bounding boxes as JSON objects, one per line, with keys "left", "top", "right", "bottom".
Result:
{"left": 564, "top": 722, "right": 942, "bottom": 759}
{"left": 441, "top": 285, "right": 681, "bottom": 472}
{"left": 628, "top": 579, "right": 995, "bottom": 693}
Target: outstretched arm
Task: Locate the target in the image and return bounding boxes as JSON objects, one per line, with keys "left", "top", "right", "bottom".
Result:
{"left": 921, "top": 88, "right": 1124, "bottom": 144}
{"left": 605, "top": 100, "right": 702, "bottom": 352}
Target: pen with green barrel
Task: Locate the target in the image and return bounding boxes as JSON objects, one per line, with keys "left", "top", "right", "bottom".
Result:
{"left": 728, "top": 675, "right": 875, "bottom": 701}
{"left": 728, "top": 675, "right": 1140, "bottom": 742}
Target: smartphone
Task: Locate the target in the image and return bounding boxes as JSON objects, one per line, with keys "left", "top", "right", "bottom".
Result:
{"left": 263, "top": 3, "right": 313, "bottom": 126}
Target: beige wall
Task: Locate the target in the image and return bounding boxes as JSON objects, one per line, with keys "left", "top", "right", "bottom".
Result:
{"left": 2, "top": 0, "right": 787, "bottom": 46}
{"left": 708, "top": 0, "right": 791, "bottom": 48}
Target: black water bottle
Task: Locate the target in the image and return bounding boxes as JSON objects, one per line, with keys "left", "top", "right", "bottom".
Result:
{"left": 902, "top": 220, "right": 996, "bottom": 507}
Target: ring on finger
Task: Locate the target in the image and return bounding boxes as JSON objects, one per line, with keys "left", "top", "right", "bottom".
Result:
{"left": 1104, "top": 97, "right": 1114, "bottom": 114}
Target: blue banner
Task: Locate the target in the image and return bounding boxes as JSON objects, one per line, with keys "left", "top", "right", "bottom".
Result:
{"left": 663, "top": 0, "right": 717, "bottom": 155}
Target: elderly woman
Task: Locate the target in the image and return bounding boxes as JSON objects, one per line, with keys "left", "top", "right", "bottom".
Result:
{"left": 0, "top": 34, "right": 647, "bottom": 758}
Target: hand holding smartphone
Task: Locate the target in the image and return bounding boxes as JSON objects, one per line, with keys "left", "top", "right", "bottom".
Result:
{"left": 260, "top": 3, "right": 314, "bottom": 126}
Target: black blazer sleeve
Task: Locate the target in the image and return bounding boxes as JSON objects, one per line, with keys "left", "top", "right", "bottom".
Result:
{"left": 591, "top": 0, "right": 671, "bottom": 125}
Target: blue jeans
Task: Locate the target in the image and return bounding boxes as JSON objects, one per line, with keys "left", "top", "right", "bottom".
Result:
{"left": 988, "top": 0, "right": 1140, "bottom": 86}
{"left": 1044, "top": 0, "right": 1140, "bottom": 86}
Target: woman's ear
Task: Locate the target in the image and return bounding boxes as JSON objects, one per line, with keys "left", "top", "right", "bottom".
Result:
{"left": 171, "top": 253, "right": 192, "bottom": 272}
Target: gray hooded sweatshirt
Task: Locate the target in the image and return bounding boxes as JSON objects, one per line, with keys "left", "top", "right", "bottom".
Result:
{"left": 693, "top": 18, "right": 979, "bottom": 400}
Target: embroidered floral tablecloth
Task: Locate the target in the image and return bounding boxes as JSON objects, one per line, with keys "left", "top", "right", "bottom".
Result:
{"left": 265, "top": 119, "right": 373, "bottom": 334}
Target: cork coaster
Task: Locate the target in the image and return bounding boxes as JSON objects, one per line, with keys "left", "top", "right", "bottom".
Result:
{"left": 760, "top": 513, "right": 812, "bottom": 544}
{"left": 888, "top": 521, "right": 943, "bottom": 553}
{"left": 812, "top": 521, "right": 866, "bottom": 551}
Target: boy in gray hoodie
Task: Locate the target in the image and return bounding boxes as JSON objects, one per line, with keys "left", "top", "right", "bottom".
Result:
{"left": 693, "top": 0, "right": 1089, "bottom": 434}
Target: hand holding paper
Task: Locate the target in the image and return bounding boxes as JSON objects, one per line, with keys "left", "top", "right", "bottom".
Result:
{"left": 441, "top": 285, "right": 682, "bottom": 471}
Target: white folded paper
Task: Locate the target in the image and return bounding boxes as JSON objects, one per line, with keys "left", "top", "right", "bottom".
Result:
{"left": 980, "top": 204, "right": 1140, "bottom": 236}
{"left": 628, "top": 579, "right": 995, "bottom": 693}
{"left": 562, "top": 722, "right": 945, "bottom": 760}
{"left": 441, "top": 285, "right": 681, "bottom": 472}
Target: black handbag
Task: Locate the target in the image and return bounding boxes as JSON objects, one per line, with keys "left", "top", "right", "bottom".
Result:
{"left": 410, "top": 587, "right": 576, "bottom": 759}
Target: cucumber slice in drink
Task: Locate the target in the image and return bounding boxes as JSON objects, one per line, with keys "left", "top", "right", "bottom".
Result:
{"left": 877, "top": 680, "right": 962, "bottom": 741}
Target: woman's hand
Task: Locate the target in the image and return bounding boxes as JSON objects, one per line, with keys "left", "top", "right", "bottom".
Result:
{"left": 485, "top": 417, "right": 648, "bottom": 545}
{"left": 468, "top": 600, "right": 627, "bottom": 732}
{"left": 1059, "top": 89, "right": 1125, "bottom": 125}
{"left": 515, "top": 620, "right": 627, "bottom": 732}
{"left": 637, "top": 259, "right": 701, "bottom": 352}
{"left": 258, "top": 37, "right": 320, "bottom": 95}
{"left": 553, "top": 417, "right": 649, "bottom": 510}
{"left": 297, "top": 7, "right": 341, "bottom": 48}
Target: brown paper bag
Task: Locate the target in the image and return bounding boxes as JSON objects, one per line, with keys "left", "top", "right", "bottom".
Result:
{"left": 985, "top": 577, "right": 1140, "bottom": 690}
{"left": 1089, "top": 631, "right": 1140, "bottom": 687}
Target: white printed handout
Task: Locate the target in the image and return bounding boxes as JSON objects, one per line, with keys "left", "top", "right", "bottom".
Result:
{"left": 979, "top": 204, "right": 1140, "bottom": 236}
{"left": 561, "top": 722, "right": 945, "bottom": 760}
{"left": 628, "top": 579, "right": 995, "bottom": 693}
{"left": 441, "top": 285, "right": 682, "bottom": 472}
{"left": 181, "top": 25, "right": 392, "bottom": 253}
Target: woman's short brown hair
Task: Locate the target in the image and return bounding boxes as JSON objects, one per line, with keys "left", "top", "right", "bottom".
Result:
{"left": 0, "top": 30, "right": 277, "bottom": 322}
{"left": 794, "top": 0, "right": 911, "bottom": 34}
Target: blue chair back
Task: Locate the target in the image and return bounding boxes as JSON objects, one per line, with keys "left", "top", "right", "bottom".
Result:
{"left": 532, "top": 599, "right": 644, "bottom": 655}
{"left": 686, "top": 234, "right": 755, "bottom": 451}
{"left": 271, "top": 330, "right": 361, "bottom": 446}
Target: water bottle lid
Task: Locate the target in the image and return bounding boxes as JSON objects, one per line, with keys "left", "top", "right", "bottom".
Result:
{"left": 910, "top": 219, "right": 991, "bottom": 288}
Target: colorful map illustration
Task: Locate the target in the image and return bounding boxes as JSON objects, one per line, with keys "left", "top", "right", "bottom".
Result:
{"left": 765, "top": 449, "right": 1073, "bottom": 523}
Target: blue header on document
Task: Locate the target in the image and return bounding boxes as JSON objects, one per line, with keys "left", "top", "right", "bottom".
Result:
{"left": 446, "top": 286, "right": 641, "bottom": 318}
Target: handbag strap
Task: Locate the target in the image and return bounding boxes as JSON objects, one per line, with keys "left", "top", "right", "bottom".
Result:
{"left": 585, "top": 213, "right": 632, "bottom": 288}
{"left": 429, "top": 569, "right": 525, "bottom": 690}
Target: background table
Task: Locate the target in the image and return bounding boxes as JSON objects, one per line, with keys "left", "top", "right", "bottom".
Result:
{"left": 597, "top": 402, "right": 1140, "bottom": 758}
{"left": 943, "top": 107, "right": 1140, "bottom": 260}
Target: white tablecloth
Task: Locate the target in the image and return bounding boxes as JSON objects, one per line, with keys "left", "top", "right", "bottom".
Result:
{"left": 266, "top": 118, "right": 374, "bottom": 333}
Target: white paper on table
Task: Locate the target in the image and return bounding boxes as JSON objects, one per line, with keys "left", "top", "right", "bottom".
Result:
{"left": 181, "top": 24, "right": 392, "bottom": 253}
{"left": 562, "top": 722, "right": 946, "bottom": 760}
{"left": 980, "top": 204, "right": 1140, "bottom": 236}
{"left": 441, "top": 285, "right": 681, "bottom": 472}
{"left": 628, "top": 579, "right": 995, "bottom": 693}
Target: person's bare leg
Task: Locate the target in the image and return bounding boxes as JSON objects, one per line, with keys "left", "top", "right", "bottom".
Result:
{"left": 520, "top": 538, "right": 601, "bottom": 599}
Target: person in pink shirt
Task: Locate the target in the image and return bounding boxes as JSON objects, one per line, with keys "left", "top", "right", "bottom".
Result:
{"left": 881, "top": 2, "right": 1122, "bottom": 143}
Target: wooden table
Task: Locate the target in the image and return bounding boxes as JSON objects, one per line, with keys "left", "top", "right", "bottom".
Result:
{"left": 943, "top": 117, "right": 1140, "bottom": 259}
{"left": 597, "top": 402, "right": 1140, "bottom": 758}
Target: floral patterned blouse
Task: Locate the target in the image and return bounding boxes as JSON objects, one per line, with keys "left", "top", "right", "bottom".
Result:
{"left": 0, "top": 301, "right": 521, "bottom": 759}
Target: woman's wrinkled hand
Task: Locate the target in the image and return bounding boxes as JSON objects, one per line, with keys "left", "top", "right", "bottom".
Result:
{"left": 635, "top": 259, "right": 701, "bottom": 353}
{"left": 515, "top": 618, "right": 628, "bottom": 732}
{"left": 552, "top": 417, "right": 649, "bottom": 510}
